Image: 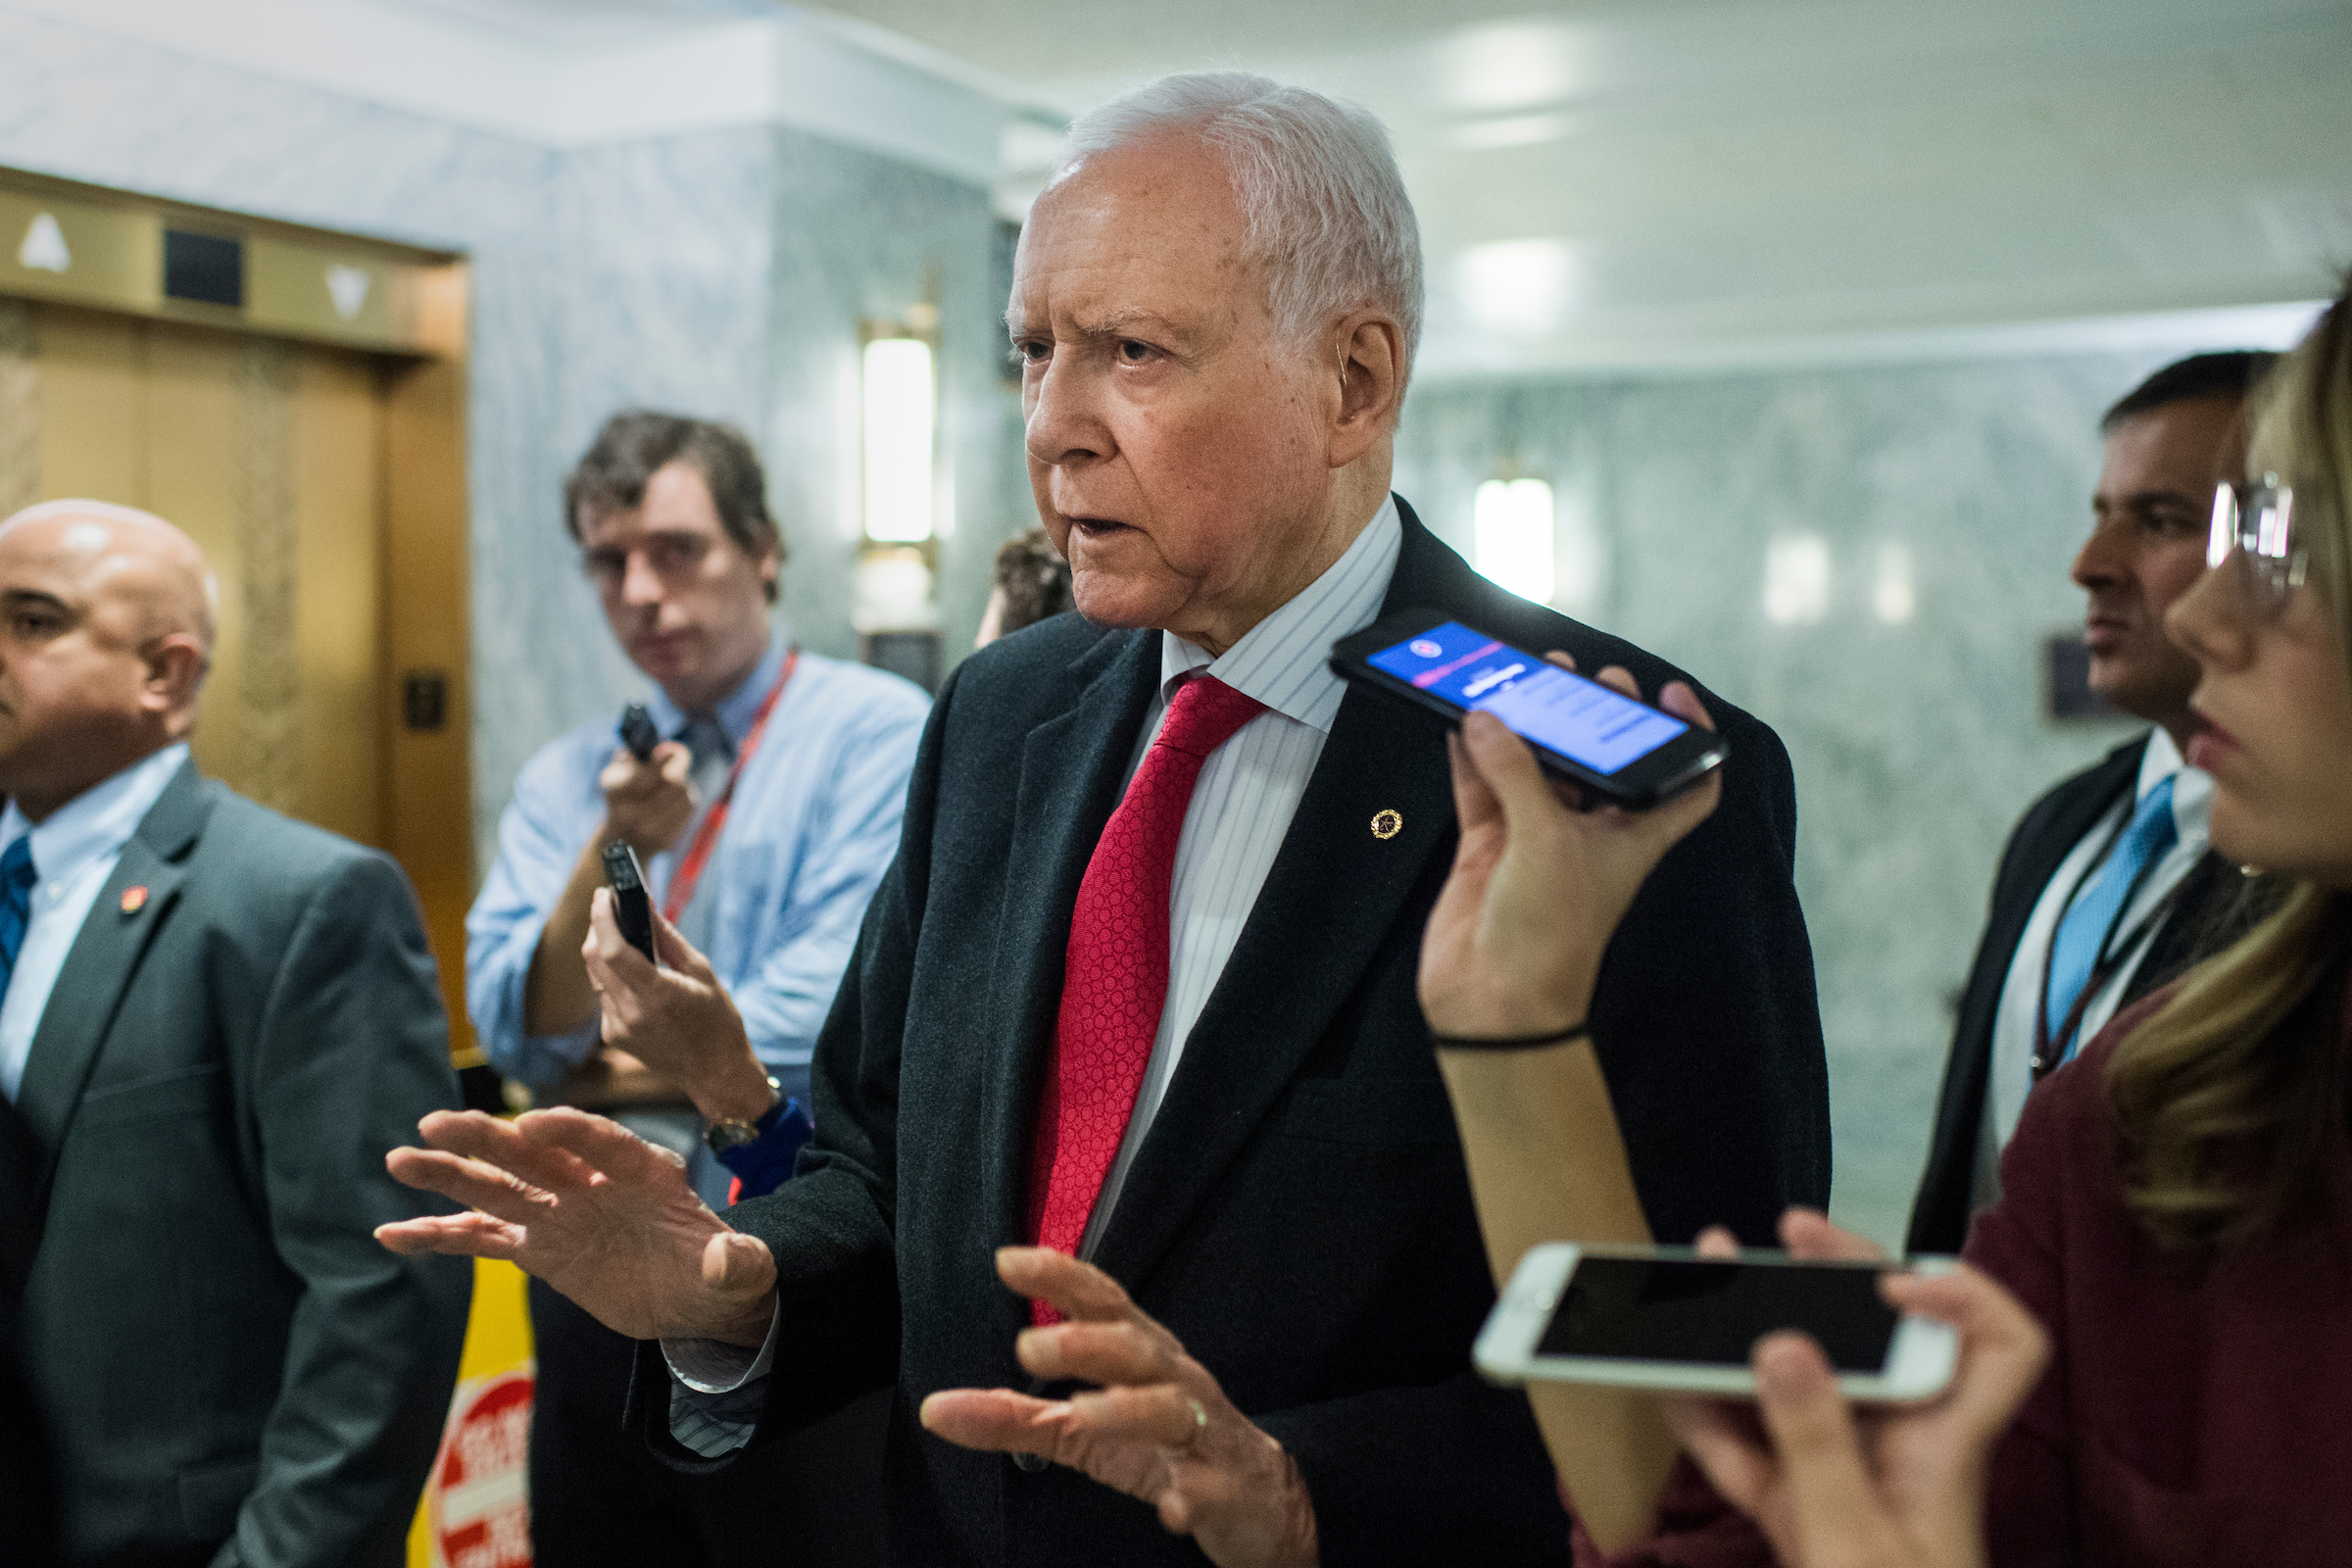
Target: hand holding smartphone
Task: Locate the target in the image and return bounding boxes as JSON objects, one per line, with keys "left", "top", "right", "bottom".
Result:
{"left": 600, "top": 842, "right": 659, "bottom": 964}
{"left": 618, "top": 702, "right": 661, "bottom": 763}
{"left": 1475, "top": 1243, "right": 1958, "bottom": 1403}
{"left": 1331, "top": 611, "right": 1726, "bottom": 808}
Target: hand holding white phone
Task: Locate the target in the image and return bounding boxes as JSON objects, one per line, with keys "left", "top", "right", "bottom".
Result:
{"left": 1649, "top": 1209, "right": 2052, "bottom": 1568}
{"left": 1475, "top": 1242, "right": 1959, "bottom": 1403}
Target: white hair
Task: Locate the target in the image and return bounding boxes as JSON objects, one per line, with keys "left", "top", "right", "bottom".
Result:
{"left": 1058, "top": 73, "right": 1424, "bottom": 376}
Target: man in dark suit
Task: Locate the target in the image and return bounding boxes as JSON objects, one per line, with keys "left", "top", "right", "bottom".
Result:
{"left": 0, "top": 499, "right": 470, "bottom": 1566}
{"left": 381, "top": 74, "right": 1827, "bottom": 1565}
{"left": 1907, "top": 352, "right": 2278, "bottom": 1256}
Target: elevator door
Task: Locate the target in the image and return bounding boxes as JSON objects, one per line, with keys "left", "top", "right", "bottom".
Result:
{"left": 0, "top": 294, "right": 473, "bottom": 1047}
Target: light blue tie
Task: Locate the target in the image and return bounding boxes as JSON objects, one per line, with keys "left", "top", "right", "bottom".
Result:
{"left": 2045, "top": 775, "right": 2179, "bottom": 1066}
{"left": 0, "top": 836, "right": 37, "bottom": 1003}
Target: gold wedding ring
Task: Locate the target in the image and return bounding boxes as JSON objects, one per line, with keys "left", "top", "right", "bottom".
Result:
{"left": 1173, "top": 1396, "right": 1208, "bottom": 1452}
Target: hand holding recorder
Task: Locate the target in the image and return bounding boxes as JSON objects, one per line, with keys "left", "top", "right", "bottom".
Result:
{"left": 584, "top": 847, "right": 776, "bottom": 1130}
{"left": 600, "top": 704, "right": 696, "bottom": 858}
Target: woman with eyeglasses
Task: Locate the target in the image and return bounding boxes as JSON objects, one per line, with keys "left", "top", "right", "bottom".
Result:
{"left": 1418, "top": 280, "right": 2352, "bottom": 1567}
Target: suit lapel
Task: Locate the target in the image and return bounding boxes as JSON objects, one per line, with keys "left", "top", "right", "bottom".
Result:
{"left": 1910, "top": 734, "right": 2146, "bottom": 1249}
{"left": 977, "top": 631, "right": 1162, "bottom": 1248}
{"left": 15, "top": 760, "right": 210, "bottom": 1205}
{"left": 1090, "top": 504, "right": 1466, "bottom": 1291}
{"left": 1977, "top": 739, "right": 2144, "bottom": 1008}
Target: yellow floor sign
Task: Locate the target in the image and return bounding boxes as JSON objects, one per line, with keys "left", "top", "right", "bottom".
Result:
{"left": 410, "top": 1257, "right": 536, "bottom": 1568}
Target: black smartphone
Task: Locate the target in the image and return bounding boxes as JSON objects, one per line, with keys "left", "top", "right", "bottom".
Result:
{"left": 601, "top": 842, "right": 658, "bottom": 962}
{"left": 618, "top": 703, "right": 661, "bottom": 762}
{"left": 1329, "top": 610, "right": 1728, "bottom": 808}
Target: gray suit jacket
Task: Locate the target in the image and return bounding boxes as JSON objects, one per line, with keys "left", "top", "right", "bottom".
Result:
{"left": 13, "top": 759, "right": 469, "bottom": 1568}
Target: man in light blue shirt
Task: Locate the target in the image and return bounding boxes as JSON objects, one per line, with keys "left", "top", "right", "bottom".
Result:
{"left": 466, "top": 411, "right": 926, "bottom": 1566}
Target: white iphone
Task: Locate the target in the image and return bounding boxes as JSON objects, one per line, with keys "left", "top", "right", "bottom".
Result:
{"left": 1473, "top": 1242, "right": 1959, "bottom": 1402}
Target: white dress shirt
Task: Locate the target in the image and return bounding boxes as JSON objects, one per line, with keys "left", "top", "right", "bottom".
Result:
{"left": 662, "top": 499, "right": 1404, "bottom": 1442}
{"left": 0, "top": 743, "right": 191, "bottom": 1101}
{"left": 1969, "top": 729, "right": 2211, "bottom": 1207}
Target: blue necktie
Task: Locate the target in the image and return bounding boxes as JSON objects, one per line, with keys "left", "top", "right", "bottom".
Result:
{"left": 2045, "top": 775, "right": 2179, "bottom": 1066}
{"left": 0, "top": 837, "right": 37, "bottom": 1003}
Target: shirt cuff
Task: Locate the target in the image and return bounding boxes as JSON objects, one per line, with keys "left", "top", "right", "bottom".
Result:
{"left": 662, "top": 1298, "right": 782, "bottom": 1394}
{"left": 662, "top": 1300, "right": 783, "bottom": 1459}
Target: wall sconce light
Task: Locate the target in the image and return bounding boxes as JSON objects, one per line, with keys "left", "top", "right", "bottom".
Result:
{"left": 857, "top": 309, "right": 945, "bottom": 682}
{"left": 862, "top": 329, "right": 936, "bottom": 545}
{"left": 1474, "top": 476, "right": 1556, "bottom": 605}
{"left": 1763, "top": 534, "right": 1832, "bottom": 625}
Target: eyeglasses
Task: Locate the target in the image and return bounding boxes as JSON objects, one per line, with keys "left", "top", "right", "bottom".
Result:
{"left": 2208, "top": 474, "right": 2307, "bottom": 620}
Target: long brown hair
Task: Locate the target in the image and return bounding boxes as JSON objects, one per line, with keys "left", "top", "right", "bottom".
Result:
{"left": 2108, "top": 284, "right": 2352, "bottom": 1250}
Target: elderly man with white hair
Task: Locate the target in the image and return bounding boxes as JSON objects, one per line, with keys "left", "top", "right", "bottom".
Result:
{"left": 381, "top": 74, "right": 1828, "bottom": 1564}
{"left": 0, "top": 498, "right": 469, "bottom": 1566}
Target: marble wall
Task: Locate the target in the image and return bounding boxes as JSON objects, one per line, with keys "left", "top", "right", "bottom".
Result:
{"left": 1396, "top": 354, "right": 2194, "bottom": 1248}
{"left": 0, "top": 8, "right": 2282, "bottom": 1250}
{"left": 762, "top": 128, "right": 1010, "bottom": 669}
{"left": 0, "top": 9, "right": 1016, "bottom": 866}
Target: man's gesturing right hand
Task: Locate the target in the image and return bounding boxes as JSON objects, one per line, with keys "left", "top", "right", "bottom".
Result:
{"left": 377, "top": 1108, "right": 778, "bottom": 1347}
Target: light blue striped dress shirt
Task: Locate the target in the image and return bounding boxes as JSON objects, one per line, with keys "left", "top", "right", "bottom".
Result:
{"left": 466, "top": 636, "right": 931, "bottom": 1102}
{"left": 1076, "top": 495, "right": 1402, "bottom": 1255}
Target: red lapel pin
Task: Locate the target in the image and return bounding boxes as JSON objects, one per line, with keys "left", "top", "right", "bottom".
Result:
{"left": 120, "top": 886, "right": 148, "bottom": 914}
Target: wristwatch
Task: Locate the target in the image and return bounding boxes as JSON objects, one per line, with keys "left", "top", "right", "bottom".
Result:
{"left": 705, "top": 1075, "right": 784, "bottom": 1155}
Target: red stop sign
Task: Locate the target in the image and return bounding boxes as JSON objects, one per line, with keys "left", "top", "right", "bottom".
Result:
{"left": 428, "top": 1370, "right": 534, "bottom": 1568}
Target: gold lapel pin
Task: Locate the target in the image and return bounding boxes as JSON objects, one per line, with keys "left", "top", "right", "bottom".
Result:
{"left": 120, "top": 885, "right": 148, "bottom": 914}
{"left": 1370, "top": 808, "right": 1402, "bottom": 841}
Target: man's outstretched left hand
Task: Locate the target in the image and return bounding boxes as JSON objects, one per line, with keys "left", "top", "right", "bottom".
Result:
{"left": 920, "top": 1248, "right": 1320, "bottom": 1568}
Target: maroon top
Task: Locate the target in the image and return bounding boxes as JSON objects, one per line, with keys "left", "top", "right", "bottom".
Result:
{"left": 1967, "top": 976, "right": 2352, "bottom": 1565}
{"left": 1579, "top": 974, "right": 2352, "bottom": 1567}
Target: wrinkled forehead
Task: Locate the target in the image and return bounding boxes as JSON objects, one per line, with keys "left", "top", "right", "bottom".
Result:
{"left": 1009, "top": 138, "right": 1259, "bottom": 327}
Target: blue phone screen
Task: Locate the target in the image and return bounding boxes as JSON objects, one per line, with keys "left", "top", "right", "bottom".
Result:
{"left": 1367, "top": 620, "right": 1689, "bottom": 776}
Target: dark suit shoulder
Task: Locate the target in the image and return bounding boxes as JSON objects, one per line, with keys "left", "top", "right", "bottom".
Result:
{"left": 164, "top": 778, "right": 420, "bottom": 932}
{"left": 1990, "top": 735, "right": 2147, "bottom": 889}
{"left": 942, "top": 613, "right": 1146, "bottom": 726}
{"left": 194, "top": 787, "right": 395, "bottom": 870}
{"left": 2023, "top": 733, "right": 2145, "bottom": 820}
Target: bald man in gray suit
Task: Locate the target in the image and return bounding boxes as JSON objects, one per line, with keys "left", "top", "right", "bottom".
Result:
{"left": 0, "top": 501, "right": 468, "bottom": 1568}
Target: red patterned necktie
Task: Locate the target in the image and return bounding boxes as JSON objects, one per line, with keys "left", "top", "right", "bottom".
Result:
{"left": 1025, "top": 674, "right": 1267, "bottom": 1323}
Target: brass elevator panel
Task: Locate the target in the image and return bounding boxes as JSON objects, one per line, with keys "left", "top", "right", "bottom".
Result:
{"left": 10, "top": 304, "right": 385, "bottom": 838}
{"left": 0, "top": 280, "right": 477, "bottom": 1058}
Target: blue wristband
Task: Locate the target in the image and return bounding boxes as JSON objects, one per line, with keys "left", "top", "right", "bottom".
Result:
{"left": 711, "top": 1097, "right": 813, "bottom": 1201}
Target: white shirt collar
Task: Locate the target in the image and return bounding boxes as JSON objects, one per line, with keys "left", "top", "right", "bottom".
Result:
{"left": 0, "top": 743, "right": 190, "bottom": 888}
{"left": 1157, "top": 496, "right": 1402, "bottom": 735}
{"left": 2135, "top": 727, "right": 2213, "bottom": 852}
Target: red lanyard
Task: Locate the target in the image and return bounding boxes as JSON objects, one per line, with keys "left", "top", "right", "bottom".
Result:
{"left": 662, "top": 648, "right": 798, "bottom": 924}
